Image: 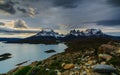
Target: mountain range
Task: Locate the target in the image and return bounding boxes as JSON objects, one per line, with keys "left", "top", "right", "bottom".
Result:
{"left": 3, "top": 29, "right": 120, "bottom": 44}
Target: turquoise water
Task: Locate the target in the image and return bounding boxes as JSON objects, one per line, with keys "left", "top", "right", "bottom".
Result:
{"left": 0, "top": 43, "right": 67, "bottom": 73}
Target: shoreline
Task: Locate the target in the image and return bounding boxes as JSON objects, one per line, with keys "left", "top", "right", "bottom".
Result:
{"left": 0, "top": 43, "right": 67, "bottom": 74}
{"left": 5, "top": 41, "right": 120, "bottom": 75}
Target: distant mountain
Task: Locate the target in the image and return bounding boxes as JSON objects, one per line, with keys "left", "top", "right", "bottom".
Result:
{"left": 4, "top": 29, "right": 63, "bottom": 44}
{"left": 68, "top": 29, "right": 103, "bottom": 36}
{"left": 63, "top": 29, "right": 105, "bottom": 41}
{"left": 35, "top": 30, "right": 65, "bottom": 38}
{"left": 4, "top": 29, "right": 120, "bottom": 44}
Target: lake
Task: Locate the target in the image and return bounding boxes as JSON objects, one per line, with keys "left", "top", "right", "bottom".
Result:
{"left": 0, "top": 43, "right": 67, "bottom": 73}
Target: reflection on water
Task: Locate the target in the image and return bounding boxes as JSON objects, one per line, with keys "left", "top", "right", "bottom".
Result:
{"left": 0, "top": 42, "right": 67, "bottom": 73}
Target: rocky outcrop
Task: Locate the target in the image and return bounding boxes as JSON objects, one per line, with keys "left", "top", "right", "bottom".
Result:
{"left": 45, "top": 50, "right": 56, "bottom": 53}
{"left": 98, "top": 44, "right": 118, "bottom": 56}
{"left": 62, "top": 63, "right": 75, "bottom": 70}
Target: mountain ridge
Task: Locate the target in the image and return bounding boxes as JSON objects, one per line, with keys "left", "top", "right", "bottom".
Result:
{"left": 3, "top": 29, "right": 120, "bottom": 44}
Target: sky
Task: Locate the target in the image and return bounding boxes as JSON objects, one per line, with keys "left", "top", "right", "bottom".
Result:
{"left": 0, "top": 0, "right": 120, "bottom": 32}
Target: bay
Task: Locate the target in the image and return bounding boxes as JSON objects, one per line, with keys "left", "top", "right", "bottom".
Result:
{"left": 0, "top": 43, "right": 67, "bottom": 73}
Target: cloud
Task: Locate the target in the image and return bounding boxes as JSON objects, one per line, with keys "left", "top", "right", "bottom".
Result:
{"left": 0, "top": 19, "right": 41, "bottom": 33}
{"left": 0, "top": 0, "right": 37, "bottom": 16}
{"left": 0, "top": 0, "right": 120, "bottom": 30}
{"left": 17, "top": 7, "right": 27, "bottom": 13}
{"left": 27, "top": 7, "right": 36, "bottom": 17}
{"left": 0, "top": 0, "right": 16, "bottom": 14}
{"left": 0, "top": 19, "right": 28, "bottom": 29}
{"left": 17, "top": 7, "right": 36, "bottom": 17}
{"left": 107, "top": 0, "right": 120, "bottom": 7}
{"left": 52, "top": 0, "right": 81, "bottom": 8}
{"left": 95, "top": 20, "right": 120, "bottom": 26}
{"left": 14, "top": 20, "right": 28, "bottom": 29}
{"left": 0, "top": 26, "right": 40, "bottom": 33}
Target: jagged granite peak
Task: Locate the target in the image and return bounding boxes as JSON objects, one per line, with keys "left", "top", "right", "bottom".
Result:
{"left": 35, "top": 28, "right": 103, "bottom": 37}
{"left": 69, "top": 29, "right": 103, "bottom": 36}
{"left": 85, "top": 29, "right": 103, "bottom": 35}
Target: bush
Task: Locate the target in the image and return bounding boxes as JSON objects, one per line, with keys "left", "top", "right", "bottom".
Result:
{"left": 48, "top": 70, "right": 57, "bottom": 75}
{"left": 36, "top": 61, "right": 42, "bottom": 66}
{"left": 13, "top": 66, "right": 32, "bottom": 75}
{"left": 109, "top": 57, "right": 120, "bottom": 66}
{"left": 26, "top": 66, "right": 40, "bottom": 75}
{"left": 35, "top": 68, "right": 47, "bottom": 75}
{"left": 50, "top": 60, "right": 62, "bottom": 69}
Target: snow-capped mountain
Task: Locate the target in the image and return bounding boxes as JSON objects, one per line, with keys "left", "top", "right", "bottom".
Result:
{"left": 35, "top": 29, "right": 65, "bottom": 38}
{"left": 69, "top": 29, "right": 103, "bottom": 36}
{"left": 30, "top": 29, "right": 104, "bottom": 38}
{"left": 35, "top": 29, "right": 104, "bottom": 38}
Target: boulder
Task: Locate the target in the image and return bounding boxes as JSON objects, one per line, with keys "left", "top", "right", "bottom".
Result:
{"left": 62, "top": 63, "right": 75, "bottom": 70}
{"left": 99, "top": 44, "right": 117, "bottom": 54}
{"left": 45, "top": 50, "right": 56, "bottom": 53}
{"left": 99, "top": 54, "right": 112, "bottom": 61}
{"left": 93, "top": 65, "right": 116, "bottom": 74}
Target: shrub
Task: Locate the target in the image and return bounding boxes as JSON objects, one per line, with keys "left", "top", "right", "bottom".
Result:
{"left": 36, "top": 61, "right": 42, "bottom": 66}
{"left": 13, "top": 66, "right": 32, "bottom": 75}
{"left": 109, "top": 57, "right": 120, "bottom": 66}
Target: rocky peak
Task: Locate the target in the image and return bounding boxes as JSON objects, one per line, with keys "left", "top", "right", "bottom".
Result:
{"left": 36, "top": 29, "right": 64, "bottom": 38}
{"left": 84, "top": 29, "right": 103, "bottom": 36}
{"left": 69, "top": 29, "right": 103, "bottom": 36}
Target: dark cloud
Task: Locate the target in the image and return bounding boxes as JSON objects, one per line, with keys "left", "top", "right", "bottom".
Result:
{"left": 0, "top": 1, "right": 16, "bottom": 14}
{"left": 0, "top": 22, "right": 4, "bottom": 26}
{"left": 96, "top": 20, "right": 120, "bottom": 25}
{"left": 52, "top": 0, "right": 81, "bottom": 8}
{"left": 0, "top": 0, "right": 81, "bottom": 15}
{"left": 0, "top": 0, "right": 120, "bottom": 30}
{"left": 17, "top": 7, "right": 27, "bottom": 13}
{"left": 107, "top": 0, "right": 120, "bottom": 7}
